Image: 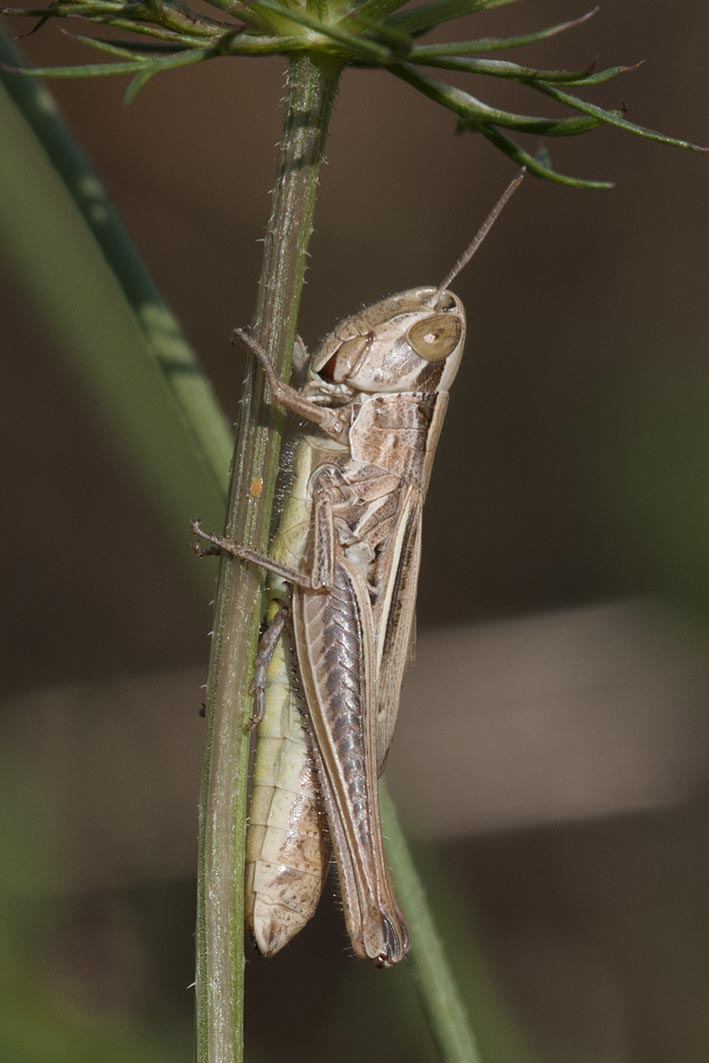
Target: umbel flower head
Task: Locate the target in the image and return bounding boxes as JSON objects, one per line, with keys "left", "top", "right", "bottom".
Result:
{"left": 3, "top": 0, "right": 706, "bottom": 186}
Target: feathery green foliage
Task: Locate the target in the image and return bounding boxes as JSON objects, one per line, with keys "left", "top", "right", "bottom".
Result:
{"left": 3, "top": 0, "right": 706, "bottom": 187}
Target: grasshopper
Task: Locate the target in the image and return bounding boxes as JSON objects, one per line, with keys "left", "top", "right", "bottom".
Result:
{"left": 193, "top": 171, "right": 524, "bottom": 967}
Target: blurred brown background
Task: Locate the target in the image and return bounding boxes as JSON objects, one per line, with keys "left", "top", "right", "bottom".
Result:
{"left": 2, "top": 1, "right": 709, "bottom": 1060}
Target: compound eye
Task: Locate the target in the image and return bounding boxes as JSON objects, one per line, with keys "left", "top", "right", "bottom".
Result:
{"left": 407, "top": 313, "right": 462, "bottom": 362}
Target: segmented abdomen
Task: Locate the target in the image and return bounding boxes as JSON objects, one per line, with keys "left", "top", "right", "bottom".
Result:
{"left": 244, "top": 441, "right": 329, "bottom": 956}
{"left": 245, "top": 616, "right": 328, "bottom": 956}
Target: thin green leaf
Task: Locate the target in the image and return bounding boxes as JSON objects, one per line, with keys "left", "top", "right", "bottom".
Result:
{"left": 410, "top": 53, "right": 596, "bottom": 83}
{"left": 65, "top": 31, "right": 186, "bottom": 55}
{"left": 84, "top": 17, "right": 212, "bottom": 45}
{"left": 537, "top": 81, "right": 709, "bottom": 153}
{"left": 410, "top": 7, "right": 598, "bottom": 55}
{"left": 480, "top": 124, "right": 614, "bottom": 188}
{"left": 149, "top": 9, "right": 230, "bottom": 41}
{"left": 3, "top": 1, "right": 127, "bottom": 16}
{"left": 65, "top": 31, "right": 155, "bottom": 57}
{"left": 4, "top": 0, "right": 228, "bottom": 42}
{"left": 124, "top": 44, "right": 210, "bottom": 101}
{"left": 124, "top": 65, "right": 163, "bottom": 100}
{"left": 412, "top": 54, "right": 642, "bottom": 89}
{"left": 4, "top": 57, "right": 150, "bottom": 77}
{"left": 394, "top": 64, "right": 601, "bottom": 136}
{"left": 458, "top": 112, "right": 601, "bottom": 138}
{"left": 386, "top": 0, "right": 519, "bottom": 37}
{"left": 561, "top": 62, "right": 643, "bottom": 87}
{"left": 2, "top": 38, "right": 214, "bottom": 85}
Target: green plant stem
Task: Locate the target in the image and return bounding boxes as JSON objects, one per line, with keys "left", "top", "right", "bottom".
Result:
{"left": 381, "top": 787, "right": 484, "bottom": 1063}
{"left": 194, "top": 52, "right": 341, "bottom": 1063}
{"left": 0, "top": 28, "right": 233, "bottom": 503}
{"left": 0, "top": 32, "right": 226, "bottom": 590}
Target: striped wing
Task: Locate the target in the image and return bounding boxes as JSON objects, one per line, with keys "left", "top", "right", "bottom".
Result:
{"left": 372, "top": 486, "right": 423, "bottom": 771}
{"left": 293, "top": 555, "right": 408, "bottom": 966}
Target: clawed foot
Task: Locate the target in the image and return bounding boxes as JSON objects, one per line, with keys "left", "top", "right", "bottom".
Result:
{"left": 190, "top": 518, "right": 237, "bottom": 559}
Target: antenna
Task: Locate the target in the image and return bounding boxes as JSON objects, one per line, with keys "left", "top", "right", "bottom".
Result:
{"left": 437, "top": 168, "right": 526, "bottom": 293}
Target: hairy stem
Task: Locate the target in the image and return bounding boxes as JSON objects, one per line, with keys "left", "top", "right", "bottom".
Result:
{"left": 194, "top": 53, "right": 340, "bottom": 1063}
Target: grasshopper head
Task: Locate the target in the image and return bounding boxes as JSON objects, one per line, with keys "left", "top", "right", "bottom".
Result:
{"left": 312, "top": 287, "right": 465, "bottom": 396}
{"left": 309, "top": 172, "right": 525, "bottom": 401}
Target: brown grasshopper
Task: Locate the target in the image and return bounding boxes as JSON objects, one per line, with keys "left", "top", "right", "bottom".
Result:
{"left": 193, "top": 170, "right": 524, "bottom": 967}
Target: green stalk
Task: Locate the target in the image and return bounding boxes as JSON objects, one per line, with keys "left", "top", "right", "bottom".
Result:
{"left": 381, "top": 788, "right": 485, "bottom": 1063}
{"left": 0, "top": 29, "right": 233, "bottom": 504}
{"left": 0, "top": 33, "right": 227, "bottom": 586}
{"left": 194, "top": 53, "right": 341, "bottom": 1063}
